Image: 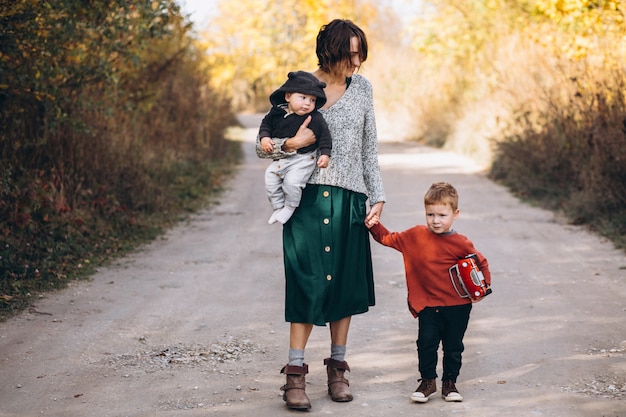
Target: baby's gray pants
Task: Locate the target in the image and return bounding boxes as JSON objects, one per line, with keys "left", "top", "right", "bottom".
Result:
{"left": 265, "top": 151, "right": 316, "bottom": 210}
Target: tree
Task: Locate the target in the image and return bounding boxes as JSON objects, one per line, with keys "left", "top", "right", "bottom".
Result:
{"left": 199, "top": 0, "right": 377, "bottom": 110}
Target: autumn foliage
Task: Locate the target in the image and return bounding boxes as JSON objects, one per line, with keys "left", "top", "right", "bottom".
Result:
{"left": 0, "top": 0, "right": 238, "bottom": 315}
{"left": 401, "top": 0, "right": 626, "bottom": 248}
{"left": 198, "top": 0, "right": 624, "bottom": 247}
{"left": 2, "top": 0, "right": 625, "bottom": 315}
{"left": 198, "top": 0, "right": 380, "bottom": 111}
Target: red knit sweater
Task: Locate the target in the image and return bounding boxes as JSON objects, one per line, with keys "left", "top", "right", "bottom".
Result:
{"left": 370, "top": 223, "right": 491, "bottom": 317}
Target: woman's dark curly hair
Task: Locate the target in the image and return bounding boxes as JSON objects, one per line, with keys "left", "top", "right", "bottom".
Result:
{"left": 316, "top": 19, "right": 368, "bottom": 75}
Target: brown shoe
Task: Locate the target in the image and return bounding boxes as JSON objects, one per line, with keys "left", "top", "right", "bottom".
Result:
{"left": 280, "top": 364, "right": 311, "bottom": 410}
{"left": 410, "top": 378, "right": 437, "bottom": 403}
{"left": 442, "top": 380, "right": 463, "bottom": 402}
{"left": 324, "top": 358, "right": 353, "bottom": 402}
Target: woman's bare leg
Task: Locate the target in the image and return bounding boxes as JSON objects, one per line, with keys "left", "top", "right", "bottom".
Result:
{"left": 329, "top": 316, "right": 351, "bottom": 345}
{"left": 290, "top": 322, "right": 314, "bottom": 349}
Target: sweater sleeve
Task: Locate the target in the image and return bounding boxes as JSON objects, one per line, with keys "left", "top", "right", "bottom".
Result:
{"left": 369, "top": 222, "right": 404, "bottom": 252}
{"left": 256, "top": 107, "right": 297, "bottom": 159}
{"left": 456, "top": 232, "right": 491, "bottom": 286}
{"left": 255, "top": 135, "right": 295, "bottom": 159}
{"left": 360, "top": 79, "right": 385, "bottom": 204}
{"left": 474, "top": 251, "right": 491, "bottom": 286}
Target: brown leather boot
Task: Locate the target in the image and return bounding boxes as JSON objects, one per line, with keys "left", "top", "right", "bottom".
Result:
{"left": 324, "top": 358, "right": 353, "bottom": 402}
{"left": 280, "top": 364, "right": 311, "bottom": 410}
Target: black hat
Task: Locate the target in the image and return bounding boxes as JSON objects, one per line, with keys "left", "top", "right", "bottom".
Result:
{"left": 269, "top": 71, "right": 327, "bottom": 109}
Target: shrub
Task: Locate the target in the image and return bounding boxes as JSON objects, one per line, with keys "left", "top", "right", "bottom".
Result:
{"left": 0, "top": 1, "right": 240, "bottom": 317}
{"left": 490, "top": 70, "right": 626, "bottom": 248}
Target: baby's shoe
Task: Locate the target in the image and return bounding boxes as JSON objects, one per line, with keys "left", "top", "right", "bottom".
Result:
{"left": 268, "top": 209, "right": 282, "bottom": 224}
{"left": 274, "top": 206, "right": 296, "bottom": 224}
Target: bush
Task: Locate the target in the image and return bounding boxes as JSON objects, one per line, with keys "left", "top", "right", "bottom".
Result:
{"left": 0, "top": 1, "right": 241, "bottom": 317}
{"left": 490, "top": 72, "right": 626, "bottom": 249}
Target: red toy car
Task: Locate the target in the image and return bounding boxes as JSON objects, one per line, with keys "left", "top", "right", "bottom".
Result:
{"left": 449, "top": 254, "right": 492, "bottom": 302}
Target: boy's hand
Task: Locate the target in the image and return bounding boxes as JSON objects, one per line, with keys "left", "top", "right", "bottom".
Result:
{"left": 317, "top": 155, "right": 330, "bottom": 168}
{"left": 365, "top": 214, "right": 379, "bottom": 229}
{"left": 260, "top": 137, "right": 274, "bottom": 153}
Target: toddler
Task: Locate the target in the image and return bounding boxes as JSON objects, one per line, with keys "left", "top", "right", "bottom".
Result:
{"left": 366, "top": 182, "right": 491, "bottom": 403}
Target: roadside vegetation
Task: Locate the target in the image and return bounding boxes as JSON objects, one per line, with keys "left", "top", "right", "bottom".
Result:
{"left": 2, "top": 0, "right": 624, "bottom": 318}
{"left": 0, "top": 1, "right": 239, "bottom": 318}
{"left": 201, "top": 0, "right": 626, "bottom": 250}
{"left": 402, "top": 0, "right": 626, "bottom": 249}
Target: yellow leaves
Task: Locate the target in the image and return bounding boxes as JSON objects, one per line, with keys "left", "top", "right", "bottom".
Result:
{"left": 529, "top": 0, "right": 625, "bottom": 33}
{"left": 200, "top": 0, "right": 381, "bottom": 108}
{"left": 0, "top": 1, "right": 27, "bottom": 18}
{"left": 533, "top": 0, "right": 612, "bottom": 15}
{"left": 412, "top": 0, "right": 626, "bottom": 67}
{"left": 526, "top": 0, "right": 626, "bottom": 60}
{"left": 407, "top": 1, "right": 508, "bottom": 73}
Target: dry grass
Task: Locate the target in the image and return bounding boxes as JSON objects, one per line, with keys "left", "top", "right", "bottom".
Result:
{"left": 0, "top": 6, "right": 241, "bottom": 317}
{"left": 365, "top": 22, "right": 625, "bottom": 250}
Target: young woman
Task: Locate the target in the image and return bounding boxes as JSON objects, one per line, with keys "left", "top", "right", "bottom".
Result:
{"left": 257, "top": 19, "right": 385, "bottom": 410}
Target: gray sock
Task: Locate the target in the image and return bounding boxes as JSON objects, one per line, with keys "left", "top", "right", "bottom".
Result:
{"left": 288, "top": 348, "right": 305, "bottom": 367}
{"left": 330, "top": 344, "right": 346, "bottom": 362}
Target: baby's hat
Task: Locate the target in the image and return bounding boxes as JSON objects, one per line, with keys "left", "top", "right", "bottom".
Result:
{"left": 269, "top": 71, "right": 327, "bottom": 109}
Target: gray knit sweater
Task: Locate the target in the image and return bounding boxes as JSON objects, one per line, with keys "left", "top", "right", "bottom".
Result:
{"left": 256, "top": 73, "right": 386, "bottom": 204}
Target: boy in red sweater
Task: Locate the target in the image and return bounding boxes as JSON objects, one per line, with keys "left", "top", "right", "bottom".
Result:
{"left": 366, "top": 182, "right": 491, "bottom": 403}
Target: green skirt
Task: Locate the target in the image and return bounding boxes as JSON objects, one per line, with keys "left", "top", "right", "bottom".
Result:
{"left": 282, "top": 184, "right": 375, "bottom": 326}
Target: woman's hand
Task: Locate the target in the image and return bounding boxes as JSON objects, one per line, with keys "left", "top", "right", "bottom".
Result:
{"left": 282, "top": 116, "right": 316, "bottom": 152}
{"left": 365, "top": 201, "right": 384, "bottom": 224}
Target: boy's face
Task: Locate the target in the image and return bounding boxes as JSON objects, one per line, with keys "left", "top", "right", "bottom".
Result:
{"left": 425, "top": 203, "right": 459, "bottom": 234}
{"left": 285, "top": 92, "right": 317, "bottom": 115}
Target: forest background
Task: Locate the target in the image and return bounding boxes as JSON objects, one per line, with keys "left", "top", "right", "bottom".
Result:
{"left": 1, "top": 0, "right": 625, "bottom": 317}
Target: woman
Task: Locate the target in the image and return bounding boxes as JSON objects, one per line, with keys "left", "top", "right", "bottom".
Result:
{"left": 257, "top": 19, "right": 385, "bottom": 410}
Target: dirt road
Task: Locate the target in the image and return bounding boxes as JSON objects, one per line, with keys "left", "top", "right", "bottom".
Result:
{"left": 1, "top": 115, "right": 625, "bottom": 417}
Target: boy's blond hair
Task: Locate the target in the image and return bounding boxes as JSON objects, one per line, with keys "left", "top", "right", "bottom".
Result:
{"left": 424, "top": 182, "right": 459, "bottom": 211}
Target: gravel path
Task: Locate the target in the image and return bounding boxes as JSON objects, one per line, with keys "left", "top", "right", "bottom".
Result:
{"left": 1, "top": 116, "right": 625, "bottom": 417}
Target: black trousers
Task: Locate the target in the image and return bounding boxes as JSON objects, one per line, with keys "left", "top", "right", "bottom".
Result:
{"left": 416, "top": 304, "right": 472, "bottom": 382}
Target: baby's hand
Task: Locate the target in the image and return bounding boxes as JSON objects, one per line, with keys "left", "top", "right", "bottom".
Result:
{"left": 260, "top": 137, "right": 274, "bottom": 153}
{"left": 365, "top": 214, "right": 379, "bottom": 229}
{"left": 317, "top": 155, "right": 330, "bottom": 168}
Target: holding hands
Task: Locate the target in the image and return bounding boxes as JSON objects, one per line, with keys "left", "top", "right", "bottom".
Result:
{"left": 365, "top": 202, "right": 383, "bottom": 228}
{"left": 365, "top": 214, "right": 379, "bottom": 229}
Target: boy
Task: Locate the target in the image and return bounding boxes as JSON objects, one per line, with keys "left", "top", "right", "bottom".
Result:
{"left": 258, "top": 71, "right": 332, "bottom": 224}
{"left": 365, "top": 182, "right": 491, "bottom": 403}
